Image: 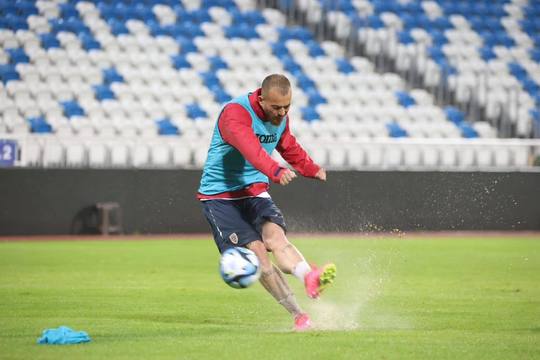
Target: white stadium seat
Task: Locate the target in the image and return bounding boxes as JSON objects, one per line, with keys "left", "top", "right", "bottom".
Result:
{"left": 42, "top": 142, "right": 64, "bottom": 168}
{"left": 65, "top": 143, "right": 86, "bottom": 167}
{"left": 88, "top": 143, "right": 108, "bottom": 168}
{"left": 132, "top": 144, "right": 150, "bottom": 168}
{"left": 172, "top": 144, "right": 191, "bottom": 167}
{"left": 110, "top": 143, "right": 130, "bottom": 168}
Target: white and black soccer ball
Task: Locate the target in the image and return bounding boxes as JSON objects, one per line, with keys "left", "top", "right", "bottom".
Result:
{"left": 219, "top": 247, "right": 261, "bottom": 289}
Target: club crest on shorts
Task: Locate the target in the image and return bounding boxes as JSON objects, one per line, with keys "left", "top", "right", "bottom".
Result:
{"left": 229, "top": 232, "right": 239, "bottom": 244}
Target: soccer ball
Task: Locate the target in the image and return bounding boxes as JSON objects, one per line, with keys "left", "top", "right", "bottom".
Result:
{"left": 219, "top": 247, "right": 261, "bottom": 289}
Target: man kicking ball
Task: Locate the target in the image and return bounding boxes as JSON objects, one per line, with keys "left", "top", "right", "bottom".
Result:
{"left": 197, "top": 74, "right": 336, "bottom": 331}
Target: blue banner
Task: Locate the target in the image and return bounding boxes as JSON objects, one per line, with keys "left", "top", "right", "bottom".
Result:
{"left": 0, "top": 140, "right": 18, "bottom": 167}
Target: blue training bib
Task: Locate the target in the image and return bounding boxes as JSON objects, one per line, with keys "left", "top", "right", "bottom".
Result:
{"left": 198, "top": 93, "right": 287, "bottom": 195}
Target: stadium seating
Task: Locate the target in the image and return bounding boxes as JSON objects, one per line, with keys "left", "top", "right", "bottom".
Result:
{"left": 0, "top": 0, "right": 538, "bottom": 170}
{"left": 290, "top": 0, "right": 540, "bottom": 138}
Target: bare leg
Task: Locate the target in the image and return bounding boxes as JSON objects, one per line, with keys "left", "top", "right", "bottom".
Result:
{"left": 246, "top": 240, "right": 303, "bottom": 316}
{"left": 261, "top": 222, "right": 337, "bottom": 301}
{"left": 261, "top": 222, "right": 311, "bottom": 281}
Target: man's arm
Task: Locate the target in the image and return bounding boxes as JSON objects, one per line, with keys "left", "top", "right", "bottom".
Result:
{"left": 276, "top": 119, "right": 326, "bottom": 180}
{"left": 219, "top": 104, "right": 286, "bottom": 183}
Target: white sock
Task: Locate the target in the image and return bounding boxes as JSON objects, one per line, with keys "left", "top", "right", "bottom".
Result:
{"left": 292, "top": 261, "right": 311, "bottom": 283}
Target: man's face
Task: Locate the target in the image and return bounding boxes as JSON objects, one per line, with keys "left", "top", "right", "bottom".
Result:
{"left": 259, "top": 88, "right": 291, "bottom": 126}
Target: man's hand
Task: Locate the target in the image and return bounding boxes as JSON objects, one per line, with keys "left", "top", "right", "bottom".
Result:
{"left": 279, "top": 168, "right": 297, "bottom": 185}
{"left": 314, "top": 168, "right": 327, "bottom": 181}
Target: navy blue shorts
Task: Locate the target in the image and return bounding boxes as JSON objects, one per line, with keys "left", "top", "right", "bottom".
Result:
{"left": 201, "top": 197, "right": 287, "bottom": 253}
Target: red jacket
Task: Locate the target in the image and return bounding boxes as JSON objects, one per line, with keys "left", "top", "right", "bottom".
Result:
{"left": 197, "top": 88, "right": 320, "bottom": 200}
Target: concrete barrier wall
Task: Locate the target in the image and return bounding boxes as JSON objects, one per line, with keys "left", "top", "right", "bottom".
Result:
{"left": 0, "top": 169, "right": 539, "bottom": 235}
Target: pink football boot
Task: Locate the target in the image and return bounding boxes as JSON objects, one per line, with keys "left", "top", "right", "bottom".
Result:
{"left": 294, "top": 313, "right": 311, "bottom": 331}
{"left": 304, "top": 263, "right": 337, "bottom": 299}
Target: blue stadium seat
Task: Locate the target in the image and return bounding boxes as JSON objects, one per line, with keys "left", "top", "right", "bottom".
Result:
{"left": 229, "top": 9, "right": 266, "bottom": 26}
{"left": 495, "top": 32, "right": 515, "bottom": 48}
{"left": 201, "top": 0, "right": 237, "bottom": 9}
{"left": 429, "top": 30, "right": 449, "bottom": 46}
{"left": 171, "top": 54, "right": 191, "bottom": 69}
{"left": 508, "top": 62, "right": 527, "bottom": 80}
{"left": 6, "top": 48, "right": 29, "bottom": 64}
{"left": 395, "top": 91, "right": 416, "bottom": 108}
{"left": 199, "top": 71, "right": 231, "bottom": 103}
{"left": 433, "top": 58, "right": 457, "bottom": 76}
{"left": 431, "top": 16, "right": 452, "bottom": 31}
{"left": 103, "top": 68, "right": 124, "bottom": 84}
{"left": 0, "top": 64, "right": 20, "bottom": 84}
{"left": 307, "top": 40, "right": 326, "bottom": 57}
{"left": 398, "top": 30, "right": 415, "bottom": 45}
{"left": 96, "top": 3, "right": 113, "bottom": 19}
{"left": 271, "top": 42, "right": 290, "bottom": 57}
{"left": 458, "top": 123, "right": 479, "bottom": 138}
{"left": 93, "top": 85, "right": 115, "bottom": 101}
{"left": 386, "top": 122, "right": 408, "bottom": 138}
{"left": 522, "top": 78, "right": 540, "bottom": 96}
{"left": 107, "top": 19, "right": 129, "bottom": 36}
{"left": 350, "top": 14, "right": 385, "bottom": 29}
{"left": 366, "top": 15, "right": 385, "bottom": 29}
{"left": 50, "top": 18, "right": 89, "bottom": 35}
{"left": 278, "top": 27, "right": 313, "bottom": 42}
{"left": 176, "top": 37, "right": 198, "bottom": 54}
{"left": 371, "top": 0, "right": 397, "bottom": 14}
{"left": 60, "top": 3, "right": 79, "bottom": 18}
{"left": 281, "top": 56, "right": 302, "bottom": 74}
{"left": 28, "top": 117, "right": 53, "bottom": 134}
{"left": 0, "top": 1, "right": 17, "bottom": 16}
{"left": 79, "top": 33, "right": 101, "bottom": 51}
{"left": 191, "top": 9, "right": 212, "bottom": 23}
{"left": 61, "top": 101, "right": 85, "bottom": 118}
{"left": 301, "top": 107, "right": 320, "bottom": 122}
{"left": 186, "top": 103, "right": 208, "bottom": 119}
{"left": 531, "top": 109, "right": 540, "bottom": 123}
{"left": 133, "top": 3, "right": 155, "bottom": 22}
{"left": 530, "top": 49, "right": 540, "bottom": 63}
{"left": 336, "top": 58, "right": 355, "bottom": 74}
{"left": 320, "top": 0, "right": 355, "bottom": 13}
{"left": 14, "top": 1, "right": 38, "bottom": 17}
{"left": 113, "top": 3, "right": 136, "bottom": 21}
{"left": 3, "top": 14, "right": 29, "bottom": 30}
{"left": 208, "top": 56, "right": 228, "bottom": 71}
{"left": 147, "top": 20, "right": 166, "bottom": 36}
{"left": 156, "top": 118, "right": 180, "bottom": 135}
{"left": 224, "top": 24, "right": 259, "bottom": 39}
{"left": 400, "top": 13, "right": 420, "bottom": 31}
{"left": 444, "top": 107, "right": 466, "bottom": 125}
{"left": 211, "top": 87, "right": 232, "bottom": 103}
{"left": 39, "top": 34, "right": 61, "bottom": 49}
{"left": 532, "top": 35, "right": 540, "bottom": 48}
{"left": 305, "top": 88, "right": 327, "bottom": 107}
{"left": 479, "top": 46, "right": 496, "bottom": 61}
{"left": 243, "top": 10, "right": 266, "bottom": 25}
{"left": 295, "top": 73, "right": 316, "bottom": 89}
{"left": 200, "top": 71, "right": 220, "bottom": 88}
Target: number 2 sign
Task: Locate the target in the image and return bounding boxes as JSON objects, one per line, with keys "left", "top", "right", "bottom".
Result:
{"left": 0, "top": 140, "right": 17, "bottom": 167}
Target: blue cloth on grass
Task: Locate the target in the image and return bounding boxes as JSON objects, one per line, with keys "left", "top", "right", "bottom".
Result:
{"left": 37, "top": 326, "right": 91, "bottom": 345}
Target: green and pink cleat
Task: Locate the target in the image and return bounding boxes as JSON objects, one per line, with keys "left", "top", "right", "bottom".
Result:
{"left": 304, "top": 263, "right": 337, "bottom": 299}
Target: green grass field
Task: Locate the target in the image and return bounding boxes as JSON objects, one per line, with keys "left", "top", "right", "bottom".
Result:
{"left": 0, "top": 235, "right": 539, "bottom": 359}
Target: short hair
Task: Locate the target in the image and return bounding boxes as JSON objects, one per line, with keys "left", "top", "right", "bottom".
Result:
{"left": 261, "top": 74, "right": 291, "bottom": 97}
